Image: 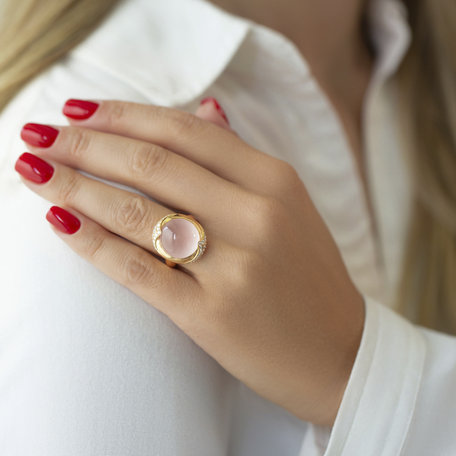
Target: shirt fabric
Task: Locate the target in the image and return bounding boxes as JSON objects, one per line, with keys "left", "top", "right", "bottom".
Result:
{"left": 0, "top": 0, "right": 455, "bottom": 454}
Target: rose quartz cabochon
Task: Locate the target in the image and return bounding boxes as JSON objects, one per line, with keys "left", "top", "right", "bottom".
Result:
{"left": 161, "top": 218, "right": 200, "bottom": 258}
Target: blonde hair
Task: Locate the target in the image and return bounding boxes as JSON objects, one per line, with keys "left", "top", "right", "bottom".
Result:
{"left": 0, "top": 0, "right": 121, "bottom": 110}
{"left": 0, "top": 0, "right": 454, "bottom": 334}
{"left": 395, "top": 0, "right": 456, "bottom": 335}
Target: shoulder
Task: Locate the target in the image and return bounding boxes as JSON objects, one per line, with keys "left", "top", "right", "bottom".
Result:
{"left": 0, "top": 0, "right": 248, "bottom": 181}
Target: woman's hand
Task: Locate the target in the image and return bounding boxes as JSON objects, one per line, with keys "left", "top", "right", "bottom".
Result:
{"left": 15, "top": 98, "right": 365, "bottom": 427}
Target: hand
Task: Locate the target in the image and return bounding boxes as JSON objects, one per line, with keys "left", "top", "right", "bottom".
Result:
{"left": 15, "top": 98, "right": 365, "bottom": 427}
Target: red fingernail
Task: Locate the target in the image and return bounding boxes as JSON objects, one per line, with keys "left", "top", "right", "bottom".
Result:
{"left": 20, "top": 123, "right": 59, "bottom": 148}
{"left": 200, "top": 97, "right": 230, "bottom": 125}
{"left": 63, "top": 99, "right": 99, "bottom": 120}
{"left": 14, "top": 152, "right": 54, "bottom": 184}
{"left": 46, "top": 206, "right": 81, "bottom": 234}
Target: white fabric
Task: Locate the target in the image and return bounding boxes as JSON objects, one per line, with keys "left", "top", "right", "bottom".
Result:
{"left": 0, "top": 0, "right": 455, "bottom": 454}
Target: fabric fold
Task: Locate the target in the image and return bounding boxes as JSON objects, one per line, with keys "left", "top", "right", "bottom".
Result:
{"left": 299, "top": 296, "right": 427, "bottom": 455}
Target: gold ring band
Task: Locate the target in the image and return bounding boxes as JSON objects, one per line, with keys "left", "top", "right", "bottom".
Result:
{"left": 152, "top": 213, "right": 207, "bottom": 267}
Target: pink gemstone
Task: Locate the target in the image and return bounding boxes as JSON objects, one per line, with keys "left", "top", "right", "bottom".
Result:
{"left": 161, "top": 218, "right": 200, "bottom": 258}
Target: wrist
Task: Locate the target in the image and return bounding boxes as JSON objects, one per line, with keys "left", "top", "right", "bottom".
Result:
{"left": 319, "top": 293, "right": 365, "bottom": 427}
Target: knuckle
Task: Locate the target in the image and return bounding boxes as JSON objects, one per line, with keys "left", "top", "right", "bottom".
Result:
{"left": 252, "top": 194, "right": 284, "bottom": 222}
{"left": 248, "top": 195, "right": 285, "bottom": 242}
{"left": 105, "top": 101, "right": 128, "bottom": 129}
{"left": 121, "top": 254, "right": 154, "bottom": 286}
{"left": 114, "top": 195, "right": 150, "bottom": 234}
{"left": 128, "top": 143, "right": 169, "bottom": 181}
{"left": 68, "top": 129, "right": 91, "bottom": 160}
{"left": 167, "top": 109, "right": 203, "bottom": 137}
{"left": 270, "top": 159, "right": 302, "bottom": 194}
{"left": 82, "top": 234, "right": 106, "bottom": 261}
{"left": 57, "top": 172, "right": 81, "bottom": 204}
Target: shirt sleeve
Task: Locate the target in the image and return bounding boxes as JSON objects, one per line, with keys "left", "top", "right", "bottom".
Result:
{"left": 298, "top": 295, "right": 456, "bottom": 456}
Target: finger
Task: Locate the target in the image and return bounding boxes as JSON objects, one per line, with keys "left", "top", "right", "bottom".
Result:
{"left": 20, "top": 123, "right": 247, "bottom": 227}
{"left": 44, "top": 204, "right": 200, "bottom": 324}
{"left": 61, "top": 99, "right": 283, "bottom": 192}
{"left": 196, "top": 97, "right": 233, "bottom": 131}
{"left": 14, "top": 152, "right": 226, "bottom": 275}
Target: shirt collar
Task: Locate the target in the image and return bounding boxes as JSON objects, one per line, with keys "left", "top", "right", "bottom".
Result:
{"left": 70, "top": 0, "right": 411, "bottom": 105}
{"left": 70, "top": 0, "right": 250, "bottom": 105}
{"left": 367, "top": 0, "right": 411, "bottom": 81}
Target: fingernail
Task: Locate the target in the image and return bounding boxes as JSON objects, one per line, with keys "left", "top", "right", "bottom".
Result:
{"left": 20, "top": 123, "right": 59, "bottom": 148}
{"left": 14, "top": 152, "right": 54, "bottom": 184}
{"left": 63, "top": 99, "right": 99, "bottom": 120}
{"left": 200, "top": 97, "right": 230, "bottom": 125}
{"left": 46, "top": 206, "right": 81, "bottom": 234}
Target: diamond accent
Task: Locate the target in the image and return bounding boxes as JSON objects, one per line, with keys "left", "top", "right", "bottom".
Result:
{"left": 152, "top": 224, "right": 161, "bottom": 245}
{"left": 192, "top": 235, "right": 207, "bottom": 261}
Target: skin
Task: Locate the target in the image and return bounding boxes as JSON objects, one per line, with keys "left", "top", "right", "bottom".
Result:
{"left": 17, "top": 100, "right": 365, "bottom": 427}
{"left": 208, "top": 0, "right": 371, "bottom": 117}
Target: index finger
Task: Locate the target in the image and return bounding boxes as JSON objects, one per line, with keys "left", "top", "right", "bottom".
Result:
{"left": 62, "top": 99, "right": 283, "bottom": 192}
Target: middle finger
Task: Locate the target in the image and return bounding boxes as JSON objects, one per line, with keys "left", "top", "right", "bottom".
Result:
{"left": 20, "top": 123, "right": 249, "bottom": 227}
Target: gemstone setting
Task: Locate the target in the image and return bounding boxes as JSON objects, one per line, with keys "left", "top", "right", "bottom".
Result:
{"left": 152, "top": 213, "right": 207, "bottom": 265}
{"left": 161, "top": 218, "right": 199, "bottom": 258}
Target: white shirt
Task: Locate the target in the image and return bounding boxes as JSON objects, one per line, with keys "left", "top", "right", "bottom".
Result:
{"left": 0, "top": 0, "right": 455, "bottom": 454}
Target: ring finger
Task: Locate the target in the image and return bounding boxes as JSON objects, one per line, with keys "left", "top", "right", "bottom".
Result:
{"left": 14, "top": 152, "right": 226, "bottom": 274}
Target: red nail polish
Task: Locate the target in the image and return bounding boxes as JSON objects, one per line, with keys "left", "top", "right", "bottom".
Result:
{"left": 200, "top": 97, "right": 230, "bottom": 125}
{"left": 20, "top": 123, "right": 59, "bottom": 148}
{"left": 46, "top": 206, "right": 81, "bottom": 234}
{"left": 14, "top": 152, "right": 54, "bottom": 184}
{"left": 63, "top": 99, "right": 99, "bottom": 120}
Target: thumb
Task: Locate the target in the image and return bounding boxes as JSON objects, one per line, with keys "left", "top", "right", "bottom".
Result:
{"left": 195, "top": 97, "right": 233, "bottom": 132}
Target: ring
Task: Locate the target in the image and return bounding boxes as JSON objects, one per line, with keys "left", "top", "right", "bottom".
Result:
{"left": 152, "top": 213, "right": 207, "bottom": 267}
